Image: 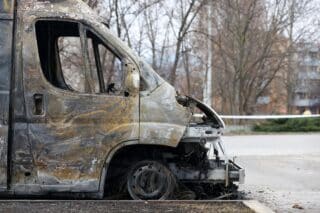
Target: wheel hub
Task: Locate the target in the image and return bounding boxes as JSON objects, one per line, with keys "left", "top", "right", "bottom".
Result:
{"left": 127, "top": 161, "right": 173, "bottom": 200}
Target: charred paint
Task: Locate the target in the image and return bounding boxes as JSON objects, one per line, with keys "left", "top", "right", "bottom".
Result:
{"left": 140, "top": 82, "right": 191, "bottom": 147}
{"left": 0, "top": 0, "right": 13, "bottom": 15}
{"left": 0, "top": 0, "right": 243, "bottom": 199}
{"left": 9, "top": 0, "right": 140, "bottom": 195}
{"left": 5, "top": 0, "right": 192, "bottom": 197}
{"left": 0, "top": 8, "right": 13, "bottom": 190}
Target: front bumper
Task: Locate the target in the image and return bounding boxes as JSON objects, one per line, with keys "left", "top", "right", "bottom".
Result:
{"left": 179, "top": 125, "right": 245, "bottom": 185}
{"left": 208, "top": 160, "right": 245, "bottom": 185}
{"left": 229, "top": 160, "right": 245, "bottom": 184}
{"left": 169, "top": 159, "right": 245, "bottom": 185}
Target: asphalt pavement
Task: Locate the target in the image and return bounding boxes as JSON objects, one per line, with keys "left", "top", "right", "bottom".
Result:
{"left": 222, "top": 133, "right": 320, "bottom": 213}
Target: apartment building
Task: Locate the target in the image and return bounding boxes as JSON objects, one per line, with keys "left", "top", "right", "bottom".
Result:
{"left": 293, "top": 43, "right": 320, "bottom": 114}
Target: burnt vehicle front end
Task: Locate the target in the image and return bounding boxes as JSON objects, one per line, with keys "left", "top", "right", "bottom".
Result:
{"left": 109, "top": 62, "right": 245, "bottom": 200}
{"left": 171, "top": 96, "right": 245, "bottom": 198}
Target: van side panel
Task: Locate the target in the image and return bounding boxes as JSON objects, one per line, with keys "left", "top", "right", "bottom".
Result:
{"left": 0, "top": 0, "right": 14, "bottom": 191}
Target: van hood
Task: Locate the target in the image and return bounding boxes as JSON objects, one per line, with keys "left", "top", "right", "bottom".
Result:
{"left": 177, "top": 96, "right": 225, "bottom": 129}
{"left": 139, "top": 81, "right": 225, "bottom": 148}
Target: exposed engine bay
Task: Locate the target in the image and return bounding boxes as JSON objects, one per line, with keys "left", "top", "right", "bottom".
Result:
{"left": 104, "top": 96, "right": 244, "bottom": 200}
{"left": 173, "top": 96, "right": 244, "bottom": 198}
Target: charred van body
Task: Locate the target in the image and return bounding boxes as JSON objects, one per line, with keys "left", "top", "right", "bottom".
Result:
{"left": 0, "top": 0, "right": 244, "bottom": 199}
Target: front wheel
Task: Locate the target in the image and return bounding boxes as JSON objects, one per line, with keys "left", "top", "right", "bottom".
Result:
{"left": 127, "top": 160, "right": 176, "bottom": 200}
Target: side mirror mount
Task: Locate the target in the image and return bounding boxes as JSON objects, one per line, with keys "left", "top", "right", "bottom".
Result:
{"left": 123, "top": 61, "right": 140, "bottom": 96}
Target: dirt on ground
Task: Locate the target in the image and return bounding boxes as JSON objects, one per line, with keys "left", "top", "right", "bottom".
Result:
{"left": 0, "top": 200, "right": 254, "bottom": 213}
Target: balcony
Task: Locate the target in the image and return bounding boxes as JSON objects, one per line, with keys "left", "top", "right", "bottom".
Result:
{"left": 299, "top": 60, "right": 320, "bottom": 67}
{"left": 297, "top": 71, "right": 320, "bottom": 80}
{"left": 293, "top": 98, "right": 320, "bottom": 107}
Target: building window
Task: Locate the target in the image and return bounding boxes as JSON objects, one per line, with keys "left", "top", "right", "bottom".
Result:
{"left": 310, "top": 52, "right": 317, "bottom": 59}
{"left": 311, "top": 66, "right": 317, "bottom": 72}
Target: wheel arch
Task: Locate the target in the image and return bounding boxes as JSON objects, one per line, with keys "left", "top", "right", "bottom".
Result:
{"left": 98, "top": 141, "right": 178, "bottom": 197}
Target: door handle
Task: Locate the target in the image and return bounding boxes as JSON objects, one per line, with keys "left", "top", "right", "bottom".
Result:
{"left": 33, "top": 94, "right": 44, "bottom": 115}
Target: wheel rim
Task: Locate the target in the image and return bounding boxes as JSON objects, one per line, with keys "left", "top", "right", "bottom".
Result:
{"left": 127, "top": 161, "right": 173, "bottom": 200}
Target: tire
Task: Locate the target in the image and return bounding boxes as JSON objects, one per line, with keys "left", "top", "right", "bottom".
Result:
{"left": 127, "top": 160, "right": 176, "bottom": 200}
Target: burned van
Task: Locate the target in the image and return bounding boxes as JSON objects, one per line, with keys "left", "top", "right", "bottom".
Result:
{"left": 0, "top": 0, "right": 244, "bottom": 199}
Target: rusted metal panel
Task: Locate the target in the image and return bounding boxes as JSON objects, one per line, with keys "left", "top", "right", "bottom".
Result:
{"left": 9, "top": 0, "right": 141, "bottom": 195}
{"left": 0, "top": 0, "right": 13, "bottom": 14}
{"left": 0, "top": 0, "right": 13, "bottom": 20}
{"left": 3, "top": 0, "right": 242, "bottom": 198}
{"left": 0, "top": 20, "right": 12, "bottom": 191}
{"left": 140, "top": 82, "right": 191, "bottom": 147}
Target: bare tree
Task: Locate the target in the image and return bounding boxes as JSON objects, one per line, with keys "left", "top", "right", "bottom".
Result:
{"left": 189, "top": 0, "right": 318, "bottom": 115}
{"left": 167, "top": 0, "right": 206, "bottom": 86}
{"left": 81, "top": 0, "right": 319, "bottom": 115}
{"left": 205, "top": 0, "right": 287, "bottom": 114}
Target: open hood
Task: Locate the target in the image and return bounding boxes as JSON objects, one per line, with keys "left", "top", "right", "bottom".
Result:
{"left": 177, "top": 95, "right": 225, "bottom": 129}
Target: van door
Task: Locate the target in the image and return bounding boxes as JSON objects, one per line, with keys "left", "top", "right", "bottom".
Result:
{"left": 0, "top": 0, "right": 14, "bottom": 191}
{"left": 11, "top": 19, "right": 139, "bottom": 193}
